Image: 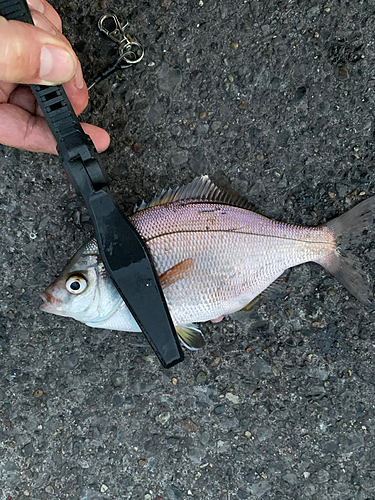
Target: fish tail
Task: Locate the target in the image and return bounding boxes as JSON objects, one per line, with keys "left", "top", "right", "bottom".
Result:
{"left": 321, "top": 196, "right": 375, "bottom": 307}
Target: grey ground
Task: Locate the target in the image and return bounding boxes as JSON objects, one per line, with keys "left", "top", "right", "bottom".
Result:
{"left": 1, "top": 0, "right": 375, "bottom": 499}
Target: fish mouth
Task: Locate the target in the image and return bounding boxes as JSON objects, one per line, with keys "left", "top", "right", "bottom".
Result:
{"left": 40, "top": 291, "right": 62, "bottom": 311}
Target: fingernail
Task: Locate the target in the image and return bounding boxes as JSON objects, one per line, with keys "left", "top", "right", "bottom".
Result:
{"left": 27, "top": 0, "right": 44, "bottom": 14}
{"left": 40, "top": 45, "right": 76, "bottom": 83}
{"left": 73, "top": 63, "right": 85, "bottom": 90}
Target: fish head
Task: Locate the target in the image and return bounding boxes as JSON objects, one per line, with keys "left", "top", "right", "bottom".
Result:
{"left": 40, "top": 239, "right": 115, "bottom": 324}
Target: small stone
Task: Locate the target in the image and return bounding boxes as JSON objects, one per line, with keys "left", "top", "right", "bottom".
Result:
{"left": 45, "top": 485, "right": 54, "bottom": 494}
{"left": 225, "top": 392, "right": 239, "bottom": 404}
{"left": 139, "top": 459, "right": 148, "bottom": 466}
{"left": 158, "top": 64, "right": 182, "bottom": 93}
{"left": 282, "top": 473, "right": 298, "bottom": 485}
{"left": 338, "top": 66, "right": 349, "bottom": 80}
{"left": 21, "top": 443, "right": 34, "bottom": 458}
{"left": 165, "top": 485, "right": 182, "bottom": 500}
{"left": 317, "top": 469, "right": 330, "bottom": 483}
{"left": 113, "top": 395, "right": 123, "bottom": 407}
{"left": 214, "top": 406, "right": 224, "bottom": 415}
{"left": 250, "top": 358, "right": 271, "bottom": 377}
{"left": 245, "top": 431, "right": 252, "bottom": 438}
{"left": 217, "top": 440, "right": 231, "bottom": 453}
{"left": 199, "top": 111, "right": 207, "bottom": 119}
{"left": 210, "top": 356, "right": 220, "bottom": 367}
{"left": 4, "top": 462, "right": 18, "bottom": 472}
{"left": 196, "top": 123, "right": 209, "bottom": 134}
{"left": 256, "top": 154, "right": 264, "bottom": 161}
{"left": 239, "top": 102, "right": 247, "bottom": 109}
{"left": 145, "top": 495, "right": 152, "bottom": 500}
{"left": 171, "top": 149, "right": 188, "bottom": 166}
{"left": 249, "top": 481, "right": 271, "bottom": 497}
{"left": 100, "top": 484, "right": 109, "bottom": 493}
{"left": 14, "top": 278, "right": 23, "bottom": 289}
{"left": 172, "top": 377, "right": 178, "bottom": 385}
{"left": 195, "top": 371, "right": 207, "bottom": 385}
{"left": 237, "top": 489, "right": 248, "bottom": 499}
{"left": 34, "top": 389, "right": 43, "bottom": 398}
{"left": 231, "top": 41, "right": 239, "bottom": 49}
{"left": 200, "top": 431, "right": 209, "bottom": 445}
{"left": 219, "top": 415, "right": 239, "bottom": 430}
{"left": 24, "top": 491, "right": 30, "bottom": 497}
{"left": 132, "top": 142, "right": 141, "bottom": 153}
{"left": 148, "top": 103, "right": 165, "bottom": 125}
{"left": 187, "top": 446, "right": 206, "bottom": 463}
{"left": 111, "top": 373, "right": 124, "bottom": 387}
{"left": 181, "top": 419, "right": 198, "bottom": 432}
{"left": 312, "top": 321, "right": 325, "bottom": 328}
{"left": 268, "top": 461, "right": 284, "bottom": 474}
{"left": 73, "top": 211, "right": 81, "bottom": 225}
{"left": 211, "top": 121, "right": 222, "bottom": 131}
{"left": 156, "top": 412, "right": 171, "bottom": 425}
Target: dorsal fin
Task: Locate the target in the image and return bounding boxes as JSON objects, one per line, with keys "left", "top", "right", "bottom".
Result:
{"left": 134, "top": 176, "right": 255, "bottom": 212}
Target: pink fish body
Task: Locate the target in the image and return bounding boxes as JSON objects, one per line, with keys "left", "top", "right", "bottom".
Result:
{"left": 41, "top": 177, "right": 374, "bottom": 349}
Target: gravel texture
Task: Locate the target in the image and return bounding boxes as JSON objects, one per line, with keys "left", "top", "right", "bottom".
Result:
{"left": 1, "top": 0, "right": 375, "bottom": 499}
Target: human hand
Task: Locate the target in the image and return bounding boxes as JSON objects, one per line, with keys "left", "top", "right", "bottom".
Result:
{"left": 0, "top": 0, "right": 110, "bottom": 154}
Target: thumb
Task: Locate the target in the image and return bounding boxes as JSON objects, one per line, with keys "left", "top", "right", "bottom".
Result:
{"left": 0, "top": 16, "right": 77, "bottom": 85}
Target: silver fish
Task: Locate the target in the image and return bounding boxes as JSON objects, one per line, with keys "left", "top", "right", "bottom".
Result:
{"left": 41, "top": 177, "right": 374, "bottom": 349}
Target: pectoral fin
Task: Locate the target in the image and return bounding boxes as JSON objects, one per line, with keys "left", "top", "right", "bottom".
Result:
{"left": 176, "top": 324, "right": 205, "bottom": 350}
{"left": 159, "top": 258, "right": 195, "bottom": 289}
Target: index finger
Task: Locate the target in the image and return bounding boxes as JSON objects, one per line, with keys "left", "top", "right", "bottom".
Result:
{"left": 27, "top": 0, "right": 62, "bottom": 32}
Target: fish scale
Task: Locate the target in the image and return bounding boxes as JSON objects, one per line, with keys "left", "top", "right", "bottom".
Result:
{"left": 135, "top": 206, "right": 334, "bottom": 325}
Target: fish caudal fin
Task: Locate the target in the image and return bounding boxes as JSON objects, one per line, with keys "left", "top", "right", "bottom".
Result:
{"left": 323, "top": 196, "right": 375, "bottom": 307}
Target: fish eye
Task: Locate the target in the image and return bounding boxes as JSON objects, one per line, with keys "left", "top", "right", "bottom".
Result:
{"left": 66, "top": 275, "right": 87, "bottom": 295}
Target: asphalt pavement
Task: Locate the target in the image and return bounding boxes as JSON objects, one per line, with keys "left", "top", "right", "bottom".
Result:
{"left": 1, "top": 0, "right": 375, "bottom": 499}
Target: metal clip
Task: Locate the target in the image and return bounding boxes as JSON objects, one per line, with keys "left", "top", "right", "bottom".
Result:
{"left": 98, "top": 13, "right": 144, "bottom": 67}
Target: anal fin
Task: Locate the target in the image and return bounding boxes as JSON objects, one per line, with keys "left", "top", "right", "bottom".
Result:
{"left": 240, "top": 271, "right": 290, "bottom": 312}
{"left": 240, "top": 294, "right": 263, "bottom": 312}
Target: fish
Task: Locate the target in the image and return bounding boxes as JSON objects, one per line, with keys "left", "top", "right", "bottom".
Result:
{"left": 41, "top": 176, "right": 375, "bottom": 350}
